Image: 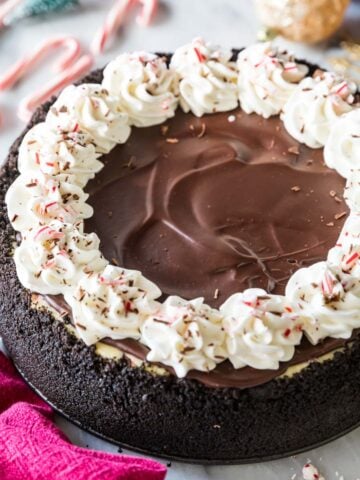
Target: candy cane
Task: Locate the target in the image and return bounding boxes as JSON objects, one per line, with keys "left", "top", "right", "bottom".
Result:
{"left": 91, "top": 0, "right": 135, "bottom": 55}
{"left": 136, "top": 0, "right": 158, "bottom": 26}
{"left": 0, "top": 0, "right": 22, "bottom": 28}
{"left": 0, "top": 35, "right": 81, "bottom": 91}
{"left": 91, "top": 0, "right": 158, "bottom": 55}
{"left": 17, "top": 54, "right": 93, "bottom": 122}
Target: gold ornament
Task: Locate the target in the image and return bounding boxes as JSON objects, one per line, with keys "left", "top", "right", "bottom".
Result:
{"left": 328, "top": 40, "right": 360, "bottom": 83}
{"left": 254, "top": 0, "right": 350, "bottom": 43}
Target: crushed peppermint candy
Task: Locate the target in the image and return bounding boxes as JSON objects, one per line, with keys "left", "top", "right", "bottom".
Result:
{"left": 302, "top": 462, "right": 325, "bottom": 480}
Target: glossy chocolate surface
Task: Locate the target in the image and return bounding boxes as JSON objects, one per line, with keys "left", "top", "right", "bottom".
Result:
{"left": 86, "top": 109, "right": 347, "bottom": 308}
{"left": 45, "top": 107, "right": 350, "bottom": 389}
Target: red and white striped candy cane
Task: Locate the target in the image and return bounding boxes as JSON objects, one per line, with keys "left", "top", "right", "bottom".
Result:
{"left": 136, "top": 0, "right": 158, "bottom": 26}
{"left": 0, "top": 0, "right": 22, "bottom": 28}
{"left": 18, "top": 54, "right": 93, "bottom": 122}
{"left": 0, "top": 35, "right": 81, "bottom": 91}
{"left": 91, "top": 0, "right": 158, "bottom": 55}
{"left": 91, "top": 0, "right": 135, "bottom": 55}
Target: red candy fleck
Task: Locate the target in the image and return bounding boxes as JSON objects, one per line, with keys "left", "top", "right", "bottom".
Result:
{"left": 321, "top": 271, "right": 334, "bottom": 296}
{"left": 336, "top": 81, "right": 348, "bottom": 95}
{"left": 194, "top": 47, "right": 206, "bottom": 63}
{"left": 124, "top": 300, "right": 132, "bottom": 314}
{"left": 283, "top": 328, "right": 291, "bottom": 338}
{"left": 346, "top": 251, "right": 359, "bottom": 265}
{"left": 45, "top": 201, "right": 57, "bottom": 211}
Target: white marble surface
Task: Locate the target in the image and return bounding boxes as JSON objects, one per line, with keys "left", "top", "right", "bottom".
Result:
{"left": 1, "top": 1, "right": 360, "bottom": 478}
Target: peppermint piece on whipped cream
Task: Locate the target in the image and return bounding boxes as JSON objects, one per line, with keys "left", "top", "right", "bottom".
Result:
{"left": 344, "top": 171, "right": 360, "bottom": 212}
{"left": 324, "top": 107, "right": 360, "bottom": 179}
{"left": 282, "top": 71, "right": 356, "bottom": 148}
{"left": 221, "top": 289, "right": 303, "bottom": 370}
{"left": 286, "top": 261, "right": 360, "bottom": 344}
{"left": 64, "top": 265, "right": 161, "bottom": 345}
{"left": 17, "top": 123, "right": 103, "bottom": 188}
{"left": 170, "top": 38, "right": 238, "bottom": 117}
{"left": 14, "top": 221, "right": 108, "bottom": 295}
{"left": 103, "top": 52, "right": 178, "bottom": 127}
{"left": 328, "top": 214, "right": 360, "bottom": 278}
{"left": 141, "top": 296, "right": 227, "bottom": 377}
{"left": 237, "top": 42, "right": 308, "bottom": 119}
{"left": 6, "top": 172, "right": 93, "bottom": 233}
{"left": 46, "top": 84, "right": 131, "bottom": 153}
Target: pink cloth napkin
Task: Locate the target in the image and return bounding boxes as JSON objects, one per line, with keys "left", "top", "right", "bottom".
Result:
{"left": 0, "top": 352, "right": 167, "bottom": 480}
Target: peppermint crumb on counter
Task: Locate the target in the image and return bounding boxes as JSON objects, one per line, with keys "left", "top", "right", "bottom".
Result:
{"left": 213, "top": 288, "right": 219, "bottom": 299}
{"left": 166, "top": 138, "right": 179, "bottom": 144}
{"left": 302, "top": 462, "right": 325, "bottom": 480}
{"left": 326, "top": 222, "right": 335, "bottom": 227}
{"left": 228, "top": 114, "right": 236, "bottom": 122}
{"left": 291, "top": 186, "right": 301, "bottom": 192}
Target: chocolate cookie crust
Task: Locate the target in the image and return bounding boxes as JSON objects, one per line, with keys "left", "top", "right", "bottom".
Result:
{"left": 2, "top": 63, "right": 360, "bottom": 463}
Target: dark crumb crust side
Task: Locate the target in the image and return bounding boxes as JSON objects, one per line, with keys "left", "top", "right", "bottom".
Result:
{"left": 1, "top": 62, "right": 360, "bottom": 463}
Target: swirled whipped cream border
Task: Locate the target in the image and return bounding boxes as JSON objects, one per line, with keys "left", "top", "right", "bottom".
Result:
{"left": 5, "top": 39, "right": 360, "bottom": 378}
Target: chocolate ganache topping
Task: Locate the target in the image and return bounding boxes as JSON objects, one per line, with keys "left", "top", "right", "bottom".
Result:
{"left": 44, "top": 107, "right": 350, "bottom": 389}
{"left": 67, "top": 106, "right": 351, "bottom": 389}
{"left": 86, "top": 109, "right": 347, "bottom": 308}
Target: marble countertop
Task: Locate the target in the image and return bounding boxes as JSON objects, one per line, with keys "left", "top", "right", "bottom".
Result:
{"left": 1, "top": 1, "right": 360, "bottom": 478}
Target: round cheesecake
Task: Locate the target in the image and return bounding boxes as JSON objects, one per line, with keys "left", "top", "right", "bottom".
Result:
{"left": 1, "top": 42, "right": 360, "bottom": 463}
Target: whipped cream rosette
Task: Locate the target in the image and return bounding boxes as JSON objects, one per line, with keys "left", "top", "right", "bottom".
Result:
{"left": 221, "top": 289, "right": 303, "bottom": 370}
{"left": 237, "top": 42, "right": 308, "bottom": 118}
{"left": 141, "top": 296, "right": 227, "bottom": 377}
{"left": 6, "top": 172, "right": 93, "bottom": 233}
{"left": 17, "top": 123, "right": 103, "bottom": 188}
{"left": 286, "top": 262, "right": 360, "bottom": 344}
{"left": 103, "top": 52, "right": 178, "bottom": 127}
{"left": 14, "top": 221, "right": 107, "bottom": 295}
{"left": 65, "top": 265, "right": 161, "bottom": 345}
{"left": 46, "top": 84, "right": 131, "bottom": 153}
{"left": 282, "top": 72, "right": 356, "bottom": 148}
{"left": 324, "top": 107, "right": 360, "bottom": 179}
{"left": 170, "top": 38, "right": 238, "bottom": 117}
